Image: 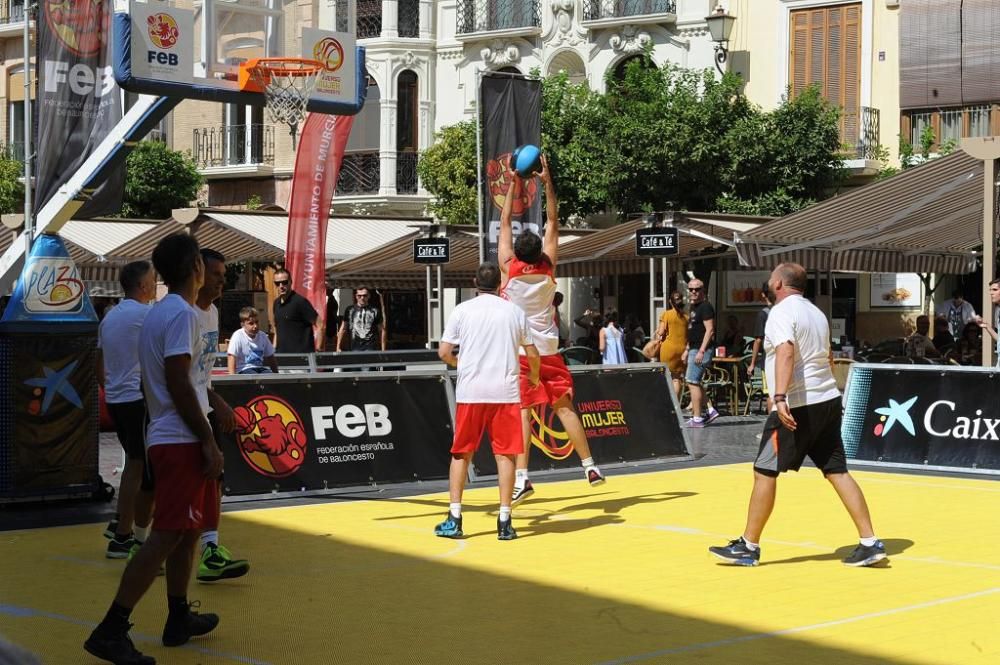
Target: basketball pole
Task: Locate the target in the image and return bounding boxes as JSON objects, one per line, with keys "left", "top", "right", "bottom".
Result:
{"left": 22, "top": 2, "right": 33, "bottom": 256}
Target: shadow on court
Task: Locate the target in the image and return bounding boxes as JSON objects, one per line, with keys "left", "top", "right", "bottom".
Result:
{"left": 0, "top": 517, "right": 934, "bottom": 665}
{"left": 758, "top": 538, "right": 915, "bottom": 567}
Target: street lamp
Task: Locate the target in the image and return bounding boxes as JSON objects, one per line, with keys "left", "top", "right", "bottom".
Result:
{"left": 705, "top": 2, "right": 737, "bottom": 76}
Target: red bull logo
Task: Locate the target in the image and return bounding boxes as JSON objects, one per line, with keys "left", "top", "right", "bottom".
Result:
{"left": 313, "top": 37, "right": 345, "bottom": 72}
{"left": 486, "top": 153, "right": 538, "bottom": 215}
{"left": 45, "top": 0, "right": 109, "bottom": 57}
{"left": 234, "top": 396, "right": 308, "bottom": 478}
{"left": 147, "top": 13, "right": 180, "bottom": 49}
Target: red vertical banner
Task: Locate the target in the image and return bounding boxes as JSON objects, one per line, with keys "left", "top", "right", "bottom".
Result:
{"left": 286, "top": 113, "right": 355, "bottom": 349}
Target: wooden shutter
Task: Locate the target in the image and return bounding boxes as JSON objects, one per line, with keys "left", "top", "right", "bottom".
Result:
{"left": 961, "top": 0, "right": 1000, "bottom": 105}
{"left": 788, "top": 4, "right": 861, "bottom": 147}
{"left": 900, "top": 0, "right": 962, "bottom": 109}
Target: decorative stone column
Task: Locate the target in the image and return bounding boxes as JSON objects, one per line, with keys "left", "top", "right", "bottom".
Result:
{"left": 379, "top": 98, "right": 398, "bottom": 195}
{"left": 417, "top": 99, "right": 433, "bottom": 195}
{"left": 382, "top": 0, "right": 398, "bottom": 38}
{"left": 418, "top": 0, "right": 433, "bottom": 39}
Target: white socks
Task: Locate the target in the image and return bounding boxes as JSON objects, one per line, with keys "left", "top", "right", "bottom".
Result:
{"left": 860, "top": 536, "right": 878, "bottom": 547}
{"left": 742, "top": 537, "right": 760, "bottom": 551}
{"left": 449, "top": 503, "right": 462, "bottom": 519}
{"left": 580, "top": 457, "right": 595, "bottom": 469}
{"left": 515, "top": 469, "right": 529, "bottom": 485}
{"left": 133, "top": 525, "right": 149, "bottom": 543}
{"left": 499, "top": 506, "right": 511, "bottom": 522}
{"left": 201, "top": 530, "right": 218, "bottom": 551}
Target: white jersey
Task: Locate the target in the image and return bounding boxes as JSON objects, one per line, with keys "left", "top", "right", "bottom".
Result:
{"left": 764, "top": 294, "right": 840, "bottom": 408}
{"left": 502, "top": 255, "right": 559, "bottom": 356}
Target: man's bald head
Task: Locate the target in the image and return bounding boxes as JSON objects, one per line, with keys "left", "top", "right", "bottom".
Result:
{"left": 772, "top": 263, "right": 807, "bottom": 293}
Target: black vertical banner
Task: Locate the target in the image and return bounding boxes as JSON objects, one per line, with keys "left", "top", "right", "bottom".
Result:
{"left": 36, "top": 0, "right": 124, "bottom": 217}
{"left": 479, "top": 73, "right": 542, "bottom": 264}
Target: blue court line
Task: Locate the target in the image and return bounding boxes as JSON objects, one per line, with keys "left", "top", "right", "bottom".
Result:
{"left": 0, "top": 602, "right": 273, "bottom": 665}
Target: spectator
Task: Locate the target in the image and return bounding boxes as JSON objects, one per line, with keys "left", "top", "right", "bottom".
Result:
{"left": 957, "top": 321, "right": 982, "bottom": 365}
{"left": 573, "top": 309, "right": 601, "bottom": 349}
{"left": 903, "top": 315, "right": 939, "bottom": 358}
{"left": 624, "top": 314, "right": 646, "bottom": 350}
{"left": 938, "top": 289, "right": 977, "bottom": 339}
{"left": 655, "top": 291, "right": 688, "bottom": 398}
{"left": 976, "top": 278, "right": 1000, "bottom": 366}
{"left": 685, "top": 278, "right": 720, "bottom": 427}
{"left": 272, "top": 268, "right": 318, "bottom": 354}
{"left": 719, "top": 314, "right": 745, "bottom": 356}
{"left": 932, "top": 316, "right": 954, "bottom": 353}
{"left": 747, "top": 282, "right": 772, "bottom": 379}
{"left": 227, "top": 306, "right": 279, "bottom": 374}
{"left": 599, "top": 309, "right": 628, "bottom": 364}
{"left": 553, "top": 291, "right": 567, "bottom": 348}
{"left": 324, "top": 287, "right": 340, "bottom": 347}
{"left": 337, "top": 285, "right": 387, "bottom": 351}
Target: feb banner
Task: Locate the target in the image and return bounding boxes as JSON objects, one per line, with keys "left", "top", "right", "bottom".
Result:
{"left": 36, "top": 0, "right": 124, "bottom": 217}
{"left": 286, "top": 113, "right": 354, "bottom": 348}
{"left": 211, "top": 373, "right": 453, "bottom": 495}
{"left": 472, "top": 366, "right": 689, "bottom": 475}
{"left": 479, "top": 73, "right": 542, "bottom": 264}
{"left": 842, "top": 364, "right": 1000, "bottom": 472}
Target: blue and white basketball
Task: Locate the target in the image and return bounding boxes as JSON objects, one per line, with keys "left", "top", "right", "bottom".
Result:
{"left": 512, "top": 144, "right": 542, "bottom": 178}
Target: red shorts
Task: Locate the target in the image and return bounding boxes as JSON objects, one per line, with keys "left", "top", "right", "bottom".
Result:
{"left": 519, "top": 355, "right": 574, "bottom": 408}
{"left": 452, "top": 403, "right": 523, "bottom": 456}
{"left": 147, "top": 443, "right": 219, "bottom": 531}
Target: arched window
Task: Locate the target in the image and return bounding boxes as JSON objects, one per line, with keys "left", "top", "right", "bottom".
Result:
{"left": 497, "top": 66, "right": 522, "bottom": 75}
{"left": 546, "top": 51, "right": 587, "bottom": 85}
{"left": 396, "top": 71, "right": 419, "bottom": 194}
{"left": 611, "top": 54, "right": 656, "bottom": 82}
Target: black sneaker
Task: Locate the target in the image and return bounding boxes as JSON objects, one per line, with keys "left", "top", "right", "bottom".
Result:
{"left": 103, "top": 518, "right": 119, "bottom": 540}
{"left": 842, "top": 540, "right": 887, "bottom": 567}
{"left": 433, "top": 513, "right": 463, "bottom": 538}
{"left": 162, "top": 601, "right": 219, "bottom": 647}
{"left": 511, "top": 480, "right": 534, "bottom": 506}
{"left": 709, "top": 537, "right": 761, "bottom": 566}
{"left": 106, "top": 535, "right": 135, "bottom": 560}
{"left": 497, "top": 517, "right": 518, "bottom": 541}
{"left": 84, "top": 624, "right": 155, "bottom": 665}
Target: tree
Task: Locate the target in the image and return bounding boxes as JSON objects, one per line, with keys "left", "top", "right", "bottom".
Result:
{"left": 121, "top": 141, "right": 203, "bottom": 219}
{"left": 0, "top": 151, "right": 25, "bottom": 215}
{"left": 416, "top": 121, "right": 478, "bottom": 224}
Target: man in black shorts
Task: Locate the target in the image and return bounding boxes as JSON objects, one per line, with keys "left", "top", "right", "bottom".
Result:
{"left": 709, "top": 263, "right": 885, "bottom": 567}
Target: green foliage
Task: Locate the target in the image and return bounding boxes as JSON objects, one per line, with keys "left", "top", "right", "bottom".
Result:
{"left": 246, "top": 194, "right": 263, "bottom": 210}
{"left": 121, "top": 141, "right": 203, "bottom": 219}
{"left": 416, "top": 121, "right": 478, "bottom": 224}
{"left": 0, "top": 151, "right": 24, "bottom": 215}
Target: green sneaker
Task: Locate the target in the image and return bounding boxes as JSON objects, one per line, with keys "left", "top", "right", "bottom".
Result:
{"left": 197, "top": 543, "right": 250, "bottom": 582}
{"left": 127, "top": 541, "right": 164, "bottom": 576}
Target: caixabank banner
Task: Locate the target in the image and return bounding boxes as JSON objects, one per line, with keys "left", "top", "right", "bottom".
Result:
{"left": 212, "top": 374, "right": 455, "bottom": 494}
{"left": 842, "top": 364, "right": 1000, "bottom": 472}
{"left": 472, "top": 367, "right": 688, "bottom": 476}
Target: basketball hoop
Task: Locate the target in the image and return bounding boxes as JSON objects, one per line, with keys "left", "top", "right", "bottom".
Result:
{"left": 239, "top": 57, "right": 325, "bottom": 144}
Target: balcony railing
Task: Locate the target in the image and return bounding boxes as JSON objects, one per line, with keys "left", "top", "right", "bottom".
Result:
{"left": 583, "top": 0, "right": 675, "bottom": 21}
{"left": 357, "top": 0, "right": 382, "bottom": 39}
{"left": 338, "top": 151, "right": 380, "bottom": 195}
{"left": 193, "top": 125, "right": 275, "bottom": 169}
{"left": 0, "top": 1, "right": 25, "bottom": 24}
{"left": 457, "top": 0, "right": 541, "bottom": 35}
{"left": 843, "top": 106, "right": 879, "bottom": 161}
{"left": 396, "top": 152, "right": 419, "bottom": 194}
{"left": 398, "top": 0, "right": 420, "bottom": 38}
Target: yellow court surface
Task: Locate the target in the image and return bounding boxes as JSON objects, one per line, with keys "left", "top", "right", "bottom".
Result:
{"left": 2, "top": 464, "right": 998, "bottom": 664}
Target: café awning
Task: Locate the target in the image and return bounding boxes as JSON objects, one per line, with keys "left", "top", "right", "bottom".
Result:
{"left": 327, "top": 231, "right": 481, "bottom": 289}
{"left": 735, "top": 150, "right": 983, "bottom": 274}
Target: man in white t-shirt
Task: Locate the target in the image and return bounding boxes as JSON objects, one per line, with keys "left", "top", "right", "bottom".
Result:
{"left": 710, "top": 263, "right": 886, "bottom": 568}
{"left": 192, "top": 249, "right": 250, "bottom": 583}
{"left": 937, "top": 289, "right": 977, "bottom": 339}
{"left": 98, "top": 261, "right": 155, "bottom": 559}
{"left": 86, "top": 234, "right": 221, "bottom": 665}
{"left": 434, "top": 262, "right": 540, "bottom": 541}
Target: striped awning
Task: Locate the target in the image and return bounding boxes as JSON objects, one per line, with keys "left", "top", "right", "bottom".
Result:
{"left": 111, "top": 219, "right": 285, "bottom": 262}
{"left": 327, "top": 231, "right": 481, "bottom": 289}
{"left": 736, "top": 150, "right": 984, "bottom": 274}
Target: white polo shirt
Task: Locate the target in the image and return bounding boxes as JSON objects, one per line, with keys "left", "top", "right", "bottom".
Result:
{"left": 764, "top": 294, "right": 840, "bottom": 408}
{"left": 441, "top": 293, "right": 532, "bottom": 403}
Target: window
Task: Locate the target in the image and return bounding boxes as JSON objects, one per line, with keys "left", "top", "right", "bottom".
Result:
{"left": 396, "top": 71, "right": 418, "bottom": 152}
{"left": 357, "top": 0, "right": 382, "bottom": 39}
{"left": 789, "top": 4, "right": 862, "bottom": 147}
{"left": 902, "top": 105, "right": 996, "bottom": 151}
{"left": 224, "top": 103, "right": 265, "bottom": 165}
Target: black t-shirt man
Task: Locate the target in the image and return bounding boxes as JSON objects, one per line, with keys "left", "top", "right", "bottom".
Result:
{"left": 341, "top": 304, "right": 384, "bottom": 351}
{"left": 273, "top": 289, "right": 318, "bottom": 354}
{"left": 687, "top": 301, "right": 717, "bottom": 349}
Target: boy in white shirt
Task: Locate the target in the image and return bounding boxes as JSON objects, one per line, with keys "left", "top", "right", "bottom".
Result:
{"left": 227, "top": 306, "right": 278, "bottom": 374}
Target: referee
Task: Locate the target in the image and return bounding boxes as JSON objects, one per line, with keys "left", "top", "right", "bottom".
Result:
{"left": 709, "top": 263, "right": 886, "bottom": 567}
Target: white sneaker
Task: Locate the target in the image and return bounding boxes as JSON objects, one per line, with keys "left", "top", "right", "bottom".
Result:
{"left": 511, "top": 480, "right": 535, "bottom": 506}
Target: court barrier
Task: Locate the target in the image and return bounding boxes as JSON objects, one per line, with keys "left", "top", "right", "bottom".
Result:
{"left": 212, "top": 364, "right": 690, "bottom": 496}
{"left": 843, "top": 363, "right": 1000, "bottom": 475}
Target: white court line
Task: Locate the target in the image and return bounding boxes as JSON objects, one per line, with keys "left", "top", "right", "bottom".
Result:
{"left": 610, "top": 523, "right": 1000, "bottom": 572}
{"left": 595, "top": 587, "right": 1000, "bottom": 665}
{"left": 712, "top": 464, "right": 1000, "bottom": 492}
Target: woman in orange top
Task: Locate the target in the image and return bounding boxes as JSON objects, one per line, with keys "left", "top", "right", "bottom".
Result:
{"left": 655, "top": 291, "right": 688, "bottom": 398}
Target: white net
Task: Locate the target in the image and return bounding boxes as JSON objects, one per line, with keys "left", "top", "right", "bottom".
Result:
{"left": 249, "top": 60, "right": 323, "bottom": 130}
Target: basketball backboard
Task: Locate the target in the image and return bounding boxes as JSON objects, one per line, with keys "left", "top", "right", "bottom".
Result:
{"left": 112, "top": 0, "right": 365, "bottom": 115}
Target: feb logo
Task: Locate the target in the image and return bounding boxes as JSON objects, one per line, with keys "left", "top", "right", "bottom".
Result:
{"left": 46, "top": 0, "right": 109, "bottom": 57}
{"left": 147, "top": 13, "right": 180, "bottom": 49}
{"left": 873, "top": 396, "right": 918, "bottom": 437}
{"left": 313, "top": 37, "right": 345, "bottom": 72}
{"left": 23, "top": 258, "right": 85, "bottom": 313}
{"left": 528, "top": 405, "right": 574, "bottom": 460}
{"left": 234, "top": 396, "right": 308, "bottom": 478}
{"left": 487, "top": 153, "right": 539, "bottom": 215}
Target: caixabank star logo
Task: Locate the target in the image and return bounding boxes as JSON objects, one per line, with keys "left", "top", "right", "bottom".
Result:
{"left": 486, "top": 153, "right": 538, "bottom": 215}
{"left": 147, "top": 13, "right": 180, "bottom": 49}
{"left": 234, "top": 396, "right": 308, "bottom": 478}
{"left": 872, "top": 396, "right": 918, "bottom": 437}
{"left": 46, "top": 0, "right": 109, "bottom": 57}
